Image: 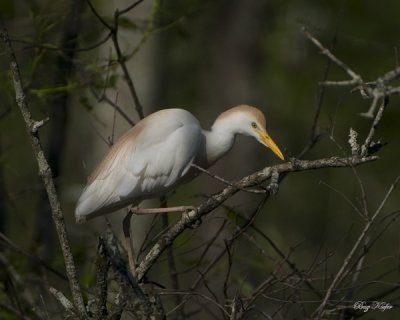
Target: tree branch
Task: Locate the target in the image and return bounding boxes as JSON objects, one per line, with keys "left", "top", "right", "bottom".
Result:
{"left": 86, "top": 0, "right": 145, "bottom": 119}
{"left": 136, "top": 155, "right": 378, "bottom": 281}
{"left": 302, "top": 27, "right": 362, "bottom": 85}
{"left": 0, "top": 21, "right": 87, "bottom": 318}
{"left": 314, "top": 176, "right": 400, "bottom": 318}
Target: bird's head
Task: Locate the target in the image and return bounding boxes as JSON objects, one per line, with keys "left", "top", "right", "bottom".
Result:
{"left": 215, "top": 105, "right": 285, "bottom": 160}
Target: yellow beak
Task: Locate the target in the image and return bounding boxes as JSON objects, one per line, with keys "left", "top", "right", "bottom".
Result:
{"left": 258, "top": 130, "right": 285, "bottom": 160}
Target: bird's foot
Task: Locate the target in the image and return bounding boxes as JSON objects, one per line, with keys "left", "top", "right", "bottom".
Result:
{"left": 182, "top": 207, "right": 201, "bottom": 229}
{"left": 267, "top": 168, "right": 280, "bottom": 195}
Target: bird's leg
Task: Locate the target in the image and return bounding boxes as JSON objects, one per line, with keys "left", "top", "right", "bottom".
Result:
{"left": 131, "top": 206, "right": 201, "bottom": 229}
{"left": 122, "top": 211, "right": 137, "bottom": 277}
{"left": 131, "top": 205, "right": 200, "bottom": 228}
{"left": 130, "top": 205, "right": 197, "bottom": 215}
{"left": 123, "top": 205, "right": 198, "bottom": 276}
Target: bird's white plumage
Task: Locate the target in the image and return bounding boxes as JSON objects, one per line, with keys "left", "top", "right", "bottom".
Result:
{"left": 75, "top": 109, "right": 202, "bottom": 221}
{"left": 75, "top": 105, "right": 284, "bottom": 223}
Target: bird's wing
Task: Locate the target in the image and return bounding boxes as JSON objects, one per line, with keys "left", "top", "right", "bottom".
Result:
{"left": 75, "top": 112, "right": 201, "bottom": 221}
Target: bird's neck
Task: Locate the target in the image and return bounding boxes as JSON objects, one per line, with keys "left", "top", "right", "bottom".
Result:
{"left": 199, "top": 125, "right": 236, "bottom": 168}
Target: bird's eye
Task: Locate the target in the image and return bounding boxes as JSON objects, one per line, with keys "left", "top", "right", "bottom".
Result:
{"left": 251, "top": 122, "right": 257, "bottom": 129}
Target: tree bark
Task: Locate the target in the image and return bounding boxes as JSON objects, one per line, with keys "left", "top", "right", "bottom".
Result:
{"left": 33, "top": 0, "right": 85, "bottom": 258}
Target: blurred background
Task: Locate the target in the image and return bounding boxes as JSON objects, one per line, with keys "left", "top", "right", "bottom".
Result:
{"left": 1, "top": 0, "right": 399, "bottom": 319}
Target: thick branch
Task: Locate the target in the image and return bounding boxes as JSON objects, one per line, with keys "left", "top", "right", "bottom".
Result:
{"left": 0, "top": 22, "right": 87, "bottom": 318}
{"left": 136, "top": 155, "right": 378, "bottom": 280}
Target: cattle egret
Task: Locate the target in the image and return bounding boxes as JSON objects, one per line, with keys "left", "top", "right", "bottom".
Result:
{"left": 75, "top": 105, "right": 284, "bottom": 275}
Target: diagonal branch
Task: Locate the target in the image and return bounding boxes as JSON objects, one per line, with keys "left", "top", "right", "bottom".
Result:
{"left": 136, "top": 155, "right": 378, "bottom": 281}
{"left": 360, "top": 96, "right": 389, "bottom": 156}
{"left": 302, "top": 27, "right": 362, "bottom": 85}
{"left": 0, "top": 21, "right": 87, "bottom": 318}
{"left": 314, "top": 176, "right": 400, "bottom": 318}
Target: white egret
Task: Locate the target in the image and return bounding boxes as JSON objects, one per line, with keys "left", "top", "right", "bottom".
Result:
{"left": 75, "top": 104, "right": 284, "bottom": 275}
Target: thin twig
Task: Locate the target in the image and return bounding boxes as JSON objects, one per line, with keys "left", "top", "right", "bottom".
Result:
{"left": 245, "top": 220, "right": 323, "bottom": 301}
{"left": 360, "top": 92, "right": 380, "bottom": 119}
{"left": 160, "top": 196, "right": 184, "bottom": 320}
{"left": 319, "top": 181, "right": 367, "bottom": 220}
{"left": 86, "top": 0, "right": 145, "bottom": 119}
{"left": 85, "top": 0, "right": 112, "bottom": 30}
{"left": 191, "top": 164, "right": 266, "bottom": 194}
{"left": 320, "top": 80, "right": 360, "bottom": 86}
{"left": 109, "top": 92, "right": 118, "bottom": 145}
{"left": 223, "top": 239, "right": 234, "bottom": 303}
{"left": 168, "top": 197, "right": 269, "bottom": 316}
{"left": 11, "top": 32, "right": 113, "bottom": 53}
{"left": 117, "top": 0, "right": 146, "bottom": 16}
{"left": 0, "top": 302, "right": 34, "bottom": 320}
{"left": 361, "top": 96, "right": 389, "bottom": 157}
{"left": 302, "top": 27, "right": 362, "bottom": 84}
{"left": 380, "top": 65, "right": 400, "bottom": 84}
{"left": 309, "top": 24, "right": 338, "bottom": 147}
{"left": 161, "top": 289, "right": 231, "bottom": 318}
{"left": 0, "top": 232, "right": 67, "bottom": 280}
{"left": 170, "top": 219, "right": 227, "bottom": 276}
{"left": 297, "top": 25, "right": 336, "bottom": 159}
{"left": 91, "top": 87, "right": 135, "bottom": 126}
{"left": 314, "top": 176, "right": 400, "bottom": 318}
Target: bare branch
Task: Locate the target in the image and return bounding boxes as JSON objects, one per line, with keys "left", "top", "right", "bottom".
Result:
{"left": 361, "top": 96, "right": 389, "bottom": 157}
{"left": 86, "top": 0, "right": 145, "bottom": 119}
{"left": 86, "top": 0, "right": 113, "bottom": 30}
{"left": 11, "top": 31, "right": 113, "bottom": 53}
{"left": 380, "top": 65, "right": 400, "bottom": 84}
{"left": 191, "top": 163, "right": 267, "bottom": 194}
{"left": 91, "top": 87, "right": 135, "bottom": 126}
{"left": 321, "top": 80, "right": 361, "bottom": 86}
{"left": 160, "top": 196, "right": 184, "bottom": 320}
{"left": 92, "top": 239, "right": 110, "bottom": 318}
{"left": 359, "top": 91, "right": 380, "bottom": 119}
{"left": 0, "top": 232, "right": 67, "bottom": 281}
{"left": 136, "top": 155, "right": 378, "bottom": 281}
{"left": 0, "top": 302, "right": 34, "bottom": 320}
{"left": 302, "top": 27, "right": 362, "bottom": 85}
{"left": 49, "top": 287, "right": 75, "bottom": 314}
{"left": 314, "top": 176, "right": 400, "bottom": 318}
{"left": 0, "top": 21, "right": 87, "bottom": 318}
{"left": 117, "top": 0, "right": 146, "bottom": 17}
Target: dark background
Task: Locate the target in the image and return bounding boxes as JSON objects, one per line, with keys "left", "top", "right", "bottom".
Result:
{"left": 1, "top": 0, "right": 399, "bottom": 319}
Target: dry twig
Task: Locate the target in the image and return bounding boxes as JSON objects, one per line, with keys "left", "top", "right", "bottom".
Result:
{"left": 136, "top": 155, "right": 378, "bottom": 281}
{"left": 0, "top": 21, "right": 87, "bottom": 318}
{"left": 86, "top": 0, "right": 145, "bottom": 119}
{"left": 314, "top": 176, "right": 400, "bottom": 318}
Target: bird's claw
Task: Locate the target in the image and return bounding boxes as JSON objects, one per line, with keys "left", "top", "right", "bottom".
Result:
{"left": 267, "top": 168, "right": 280, "bottom": 195}
{"left": 183, "top": 208, "right": 201, "bottom": 229}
